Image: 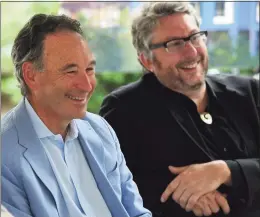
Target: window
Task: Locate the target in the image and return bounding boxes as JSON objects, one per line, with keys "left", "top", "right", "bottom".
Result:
{"left": 215, "top": 2, "right": 225, "bottom": 16}
{"left": 213, "top": 2, "right": 234, "bottom": 25}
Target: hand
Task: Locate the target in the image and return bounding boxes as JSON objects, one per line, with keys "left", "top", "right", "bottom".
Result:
{"left": 161, "top": 160, "right": 231, "bottom": 211}
{"left": 191, "top": 191, "right": 230, "bottom": 216}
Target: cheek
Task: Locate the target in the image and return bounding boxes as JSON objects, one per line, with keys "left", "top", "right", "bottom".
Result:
{"left": 153, "top": 52, "right": 180, "bottom": 74}
{"left": 37, "top": 78, "right": 53, "bottom": 94}
{"left": 36, "top": 75, "right": 48, "bottom": 90}
{"left": 56, "top": 76, "right": 74, "bottom": 89}
{"left": 90, "top": 75, "right": 97, "bottom": 89}
{"left": 165, "top": 55, "right": 182, "bottom": 69}
{"left": 198, "top": 46, "right": 208, "bottom": 59}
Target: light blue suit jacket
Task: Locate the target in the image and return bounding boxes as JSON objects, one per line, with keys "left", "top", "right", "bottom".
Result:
{"left": 1, "top": 100, "right": 152, "bottom": 217}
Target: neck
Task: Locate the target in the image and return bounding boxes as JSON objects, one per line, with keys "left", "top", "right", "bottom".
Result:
{"left": 27, "top": 97, "right": 69, "bottom": 140}
{"left": 177, "top": 83, "right": 208, "bottom": 113}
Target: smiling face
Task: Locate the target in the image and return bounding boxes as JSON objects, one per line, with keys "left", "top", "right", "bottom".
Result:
{"left": 30, "top": 31, "right": 96, "bottom": 125}
{"left": 142, "top": 13, "right": 208, "bottom": 93}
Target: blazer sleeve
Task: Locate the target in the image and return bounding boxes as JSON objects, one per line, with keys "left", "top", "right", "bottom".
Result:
{"left": 226, "top": 78, "right": 260, "bottom": 207}
{"left": 230, "top": 158, "right": 260, "bottom": 206}
{"left": 2, "top": 165, "right": 33, "bottom": 217}
{"left": 101, "top": 117, "right": 152, "bottom": 217}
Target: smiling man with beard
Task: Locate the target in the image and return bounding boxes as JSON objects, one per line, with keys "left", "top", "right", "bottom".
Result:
{"left": 100, "top": 2, "right": 260, "bottom": 217}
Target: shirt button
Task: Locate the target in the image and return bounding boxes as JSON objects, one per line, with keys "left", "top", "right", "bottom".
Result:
{"left": 224, "top": 147, "right": 227, "bottom": 152}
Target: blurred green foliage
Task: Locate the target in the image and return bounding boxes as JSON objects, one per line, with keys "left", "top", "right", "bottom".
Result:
{"left": 208, "top": 32, "right": 259, "bottom": 68}
{"left": 1, "top": 2, "right": 61, "bottom": 74}
{"left": 77, "top": 8, "right": 141, "bottom": 73}
{"left": 88, "top": 72, "right": 142, "bottom": 113}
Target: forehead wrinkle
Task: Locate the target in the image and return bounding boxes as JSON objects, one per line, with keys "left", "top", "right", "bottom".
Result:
{"left": 43, "top": 32, "right": 93, "bottom": 69}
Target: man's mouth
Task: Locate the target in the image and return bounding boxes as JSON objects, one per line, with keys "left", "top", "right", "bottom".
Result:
{"left": 65, "top": 94, "right": 86, "bottom": 101}
{"left": 179, "top": 59, "right": 201, "bottom": 70}
{"left": 180, "top": 61, "right": 198, "bottom": 69}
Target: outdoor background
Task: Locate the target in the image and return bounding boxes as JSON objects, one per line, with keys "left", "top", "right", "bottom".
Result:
{"left": 1, "top": 1, "right": 259, "bottom": 115}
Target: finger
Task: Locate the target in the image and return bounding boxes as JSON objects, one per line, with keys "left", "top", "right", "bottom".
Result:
{"left": 161, "top": 178, "right": 180, "bottom": 203}
{"left": 168, "top": 165, "right": 188, "bottom": 174}
{"left": 172, "top": 186, "right": 186, "bottom": 206}
{"left": 199, "top": 197, "right": 212, "bottom": 216}
{"left": 206, "top": 193, "right": 220, "bottom": 213}
{"left": 215, "top": 192, "right": 230, "bottom": 214}
{"left": 176, "top": 188, "right": 192, "bottom": 209}
{"left": 222, "top": 193, "right": 228, "bottom": 198}
{"left": 192, "top": 205, "right": 203, "bottom": 217}
{"left": 185, "top": 193, "right": 201, "bottom": 211}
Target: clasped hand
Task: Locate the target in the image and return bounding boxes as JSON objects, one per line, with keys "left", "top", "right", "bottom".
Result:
{"left": 161, "top": 160, "right": 231, "bottom": 216}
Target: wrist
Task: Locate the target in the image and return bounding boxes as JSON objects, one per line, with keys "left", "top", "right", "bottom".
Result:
{"left": 219, "top": 160, "right": 232, "bottom": 186}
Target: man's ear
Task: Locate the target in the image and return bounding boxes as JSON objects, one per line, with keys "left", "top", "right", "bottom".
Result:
{"left": 139, "top": 53, "right": 154, "bottom": 72}
{"left": 22, "top": 62, "right": 39, "bottom": 91}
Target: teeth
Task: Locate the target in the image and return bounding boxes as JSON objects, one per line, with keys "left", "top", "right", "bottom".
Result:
{"left": 67, "top": 95, "right": 84, "bottom": 101}
{"left": 182, "top": 62, "right": 198, "bottom": 69}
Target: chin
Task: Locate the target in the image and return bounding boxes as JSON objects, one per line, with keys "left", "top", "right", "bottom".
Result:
{"left": 191, "top": 80, "right": 205, "bottom": 89}
{"left": 184, "top": 77, "right": 203, "bottom": 89}
{"left": 70, "top": 110, "right": 86, "bottom": 120}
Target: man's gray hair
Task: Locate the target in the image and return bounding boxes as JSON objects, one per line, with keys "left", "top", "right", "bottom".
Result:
{"left": 132, "top": 2, "right": 201, "bottom": 59}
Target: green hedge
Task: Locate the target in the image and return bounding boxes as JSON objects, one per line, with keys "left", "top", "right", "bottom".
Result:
{"left": 88, "top": 72, "right": 142, "bottom": 113}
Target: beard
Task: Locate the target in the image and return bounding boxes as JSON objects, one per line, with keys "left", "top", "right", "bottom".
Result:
{"left": 152, "top": 55, "right": 208, "bottom": 92}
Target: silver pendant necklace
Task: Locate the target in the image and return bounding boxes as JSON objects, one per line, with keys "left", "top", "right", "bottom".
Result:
{"left": 200, "top": 112, "right": 213, "bottom": 124}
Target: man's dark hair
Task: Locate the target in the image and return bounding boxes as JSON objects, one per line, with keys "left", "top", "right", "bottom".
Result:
{"left": 11, "top": 13, "right": 84, "bottom": 96}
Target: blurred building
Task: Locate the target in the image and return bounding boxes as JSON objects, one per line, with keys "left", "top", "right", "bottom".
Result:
{"left": 191, "top": 1, "right": 259, "bottom": 57}
{"left": 59, "top": 1, "right": 132, "bottom": 28}
{"left": 59, "top": 1, "right": 259, "bottom": 57}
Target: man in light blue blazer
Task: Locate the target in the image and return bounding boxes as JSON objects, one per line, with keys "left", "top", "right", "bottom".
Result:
{"left": 1, "top": 14, "right": 152, "bottom": 217}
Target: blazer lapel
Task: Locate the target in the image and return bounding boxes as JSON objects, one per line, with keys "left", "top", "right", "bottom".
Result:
{"left": 14, "top": 100, "right": 68, "bottom": 217}
{"left": 76, "top": 120, "right": 129, "bottom": 217}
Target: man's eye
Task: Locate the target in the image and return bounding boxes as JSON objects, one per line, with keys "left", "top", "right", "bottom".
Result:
{"left": 168, "top": 41, "right": 183, "bottom": 47}
{"left": 192, "top": 35, "right": 200, "bottom": 40}
{"left": 86, "top": 67, "right": 96, "bottom": 73}
{"left": 67, "top": 70, "right": 76, "bottom": 74}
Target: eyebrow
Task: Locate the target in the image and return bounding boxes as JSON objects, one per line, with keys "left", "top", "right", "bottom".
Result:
{"left": 59, "top": 60, "right": 96, "bottom": 71}
{"left": 59, "top": 63, "right": 78, "bottom": 72}
{"left": 88, "top": 60, "right": 96, "bottom": 67}
{"left": 163, "top": 29, "right": 199, "bottom": 41}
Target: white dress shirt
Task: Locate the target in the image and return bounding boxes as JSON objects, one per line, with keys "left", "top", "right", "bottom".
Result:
{"left": 25, "top": 98, "right": 112, "bottom": 217}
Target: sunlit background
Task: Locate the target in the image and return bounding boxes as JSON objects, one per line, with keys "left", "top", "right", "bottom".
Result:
{"left": 1, "top": 1, "right": 259, "bottom": 115}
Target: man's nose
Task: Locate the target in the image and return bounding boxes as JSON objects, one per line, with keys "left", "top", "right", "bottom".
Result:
{"left": 183, "top": 41, "right": 198, "bottom": 57}
{"left": 74, "top": 72, "right": 94, "bottom": 92}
